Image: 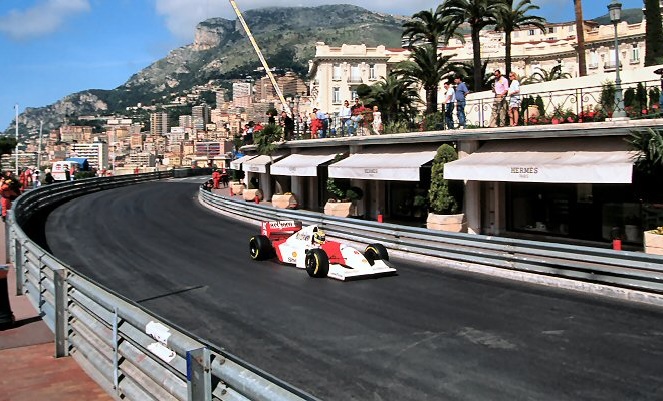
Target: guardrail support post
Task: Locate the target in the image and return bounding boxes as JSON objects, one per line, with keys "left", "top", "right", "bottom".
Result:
{"left": 187, "top": 347, "right": 211, "bottom": 401}
{"left": 54, "top": 268, "right": 69, "bottom": 357}
{"left": 14, "top": 239, "right": 23, "bottom": 295}
{"left": 4, "top": 221, "right": 10, "bottom": 264}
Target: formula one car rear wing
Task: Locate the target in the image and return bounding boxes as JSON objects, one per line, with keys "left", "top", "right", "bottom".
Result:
{"left": 260, "top": 221, "right": 302, "bottom": 238}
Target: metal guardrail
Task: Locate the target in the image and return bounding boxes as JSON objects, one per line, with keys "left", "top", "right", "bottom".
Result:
{"left": 6, "top": 171, "right": 317, "bottom": 401}
{"left": 199, "top": 189, "right": 663, "bottom": 298}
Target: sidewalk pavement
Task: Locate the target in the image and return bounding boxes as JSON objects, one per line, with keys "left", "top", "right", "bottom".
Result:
{"left": 0, "top": 221, "right": 114, "bottom": 401}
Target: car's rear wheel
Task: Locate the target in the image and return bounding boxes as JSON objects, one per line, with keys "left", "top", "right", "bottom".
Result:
{"left": 305, "top": 249, "right": 329, "bottom": 278}
{"left": 364, "top": 243, "right": 389, "bottom": 265}
{"left": 249, "top": 235, "right": 272, "bottom": 260}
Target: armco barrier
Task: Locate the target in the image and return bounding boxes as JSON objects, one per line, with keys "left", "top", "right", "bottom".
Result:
{"left": 199, "top": 189, "right": 663, "bottom": 304}
{"left": 7, "top": 171, "right": 317, "bottom": 401}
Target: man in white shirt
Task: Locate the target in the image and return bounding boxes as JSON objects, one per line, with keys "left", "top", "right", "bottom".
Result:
{"left": 339, "top": 100, "right": 352, "bottom": 136}
{"left": 443, "top": 81, "right": 456, "bottom": 130}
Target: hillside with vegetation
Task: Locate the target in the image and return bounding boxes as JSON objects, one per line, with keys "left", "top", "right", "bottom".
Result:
{"left": 4, "top": 5, "right": 407, "bottom": 137}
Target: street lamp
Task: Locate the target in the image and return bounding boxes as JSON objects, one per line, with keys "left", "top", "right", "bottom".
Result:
{"left": 608, "top": 0, "right": 627, "bottom": 118}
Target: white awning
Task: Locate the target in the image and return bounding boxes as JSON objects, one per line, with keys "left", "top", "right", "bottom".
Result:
{"left": 328, "top": 149, "right": 437, "bottom": 181}
{"left": 242, "top": 153, "right": 287, "bottom": 174}
{"left": 230, "top": 155, "right": 256, "bottom": 170}
{"left": 444, "top": 137, "right": 635, "bottom": 183}
{"left": 270, "top": 152, "right": 339, "bottom": 176}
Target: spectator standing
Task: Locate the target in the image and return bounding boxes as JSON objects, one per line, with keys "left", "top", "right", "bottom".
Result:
{"left": 339, "top": 100, "right": 352, "bottom": 136}
{"left": 44, "top": 169, "right": 54, "bottom": 185}
{"left": 507, "top": 72, "right": 521, "bottom": 126}
{"left": 212, "top": 169, "right": 221, "bottom": 189}
{"left": 371, "top": 105, "right": 383, "bottom": 134}
{"left": 309, "top": 108, "right": 321, "bottom": 139}
{"left": 0, "top": 172, "right": 20, "bottom": 222}
{"left": 221, "top": 168, "right": 229, "bottom": 188}
{"left": 280, "top": 111, "right": 294, "bottom": 140}
{"left": 488, "top": 69, "right": 509, "bottom": 127}
{"left": 316, "top": 108, "right": 328, "bottom": 138}
{"left": 34, "top": 170, "right": 41, "bottom": 188}
{"left": 454, "top": 75, "right": 470, "bottom": 129}
{"left": 443, "top": 81, "right": 456, "bottom": 130}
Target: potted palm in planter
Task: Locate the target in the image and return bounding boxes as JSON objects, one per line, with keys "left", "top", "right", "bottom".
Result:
{"left": 426, "top": 144, "right": 466, "bottom": 232}
{"left": 644, "top": 226, "right": 663, "bottom": 255}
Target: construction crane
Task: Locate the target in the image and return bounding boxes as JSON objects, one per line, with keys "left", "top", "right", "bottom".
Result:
{"left": 228, "top": 0, "right": 293, "bottom": 117}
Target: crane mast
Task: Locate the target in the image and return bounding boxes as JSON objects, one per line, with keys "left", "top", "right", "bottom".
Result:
{"left": 228, "top": 0, "right": 292, "bottom": 117}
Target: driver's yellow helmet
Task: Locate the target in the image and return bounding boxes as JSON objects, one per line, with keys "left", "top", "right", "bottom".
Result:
{"left": 313, "top": 230, "right": 326, "bottom": 244}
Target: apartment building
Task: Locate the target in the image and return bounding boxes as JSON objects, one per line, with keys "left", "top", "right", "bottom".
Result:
{"left": 150, "top": 112, "right": 169, "bottom": 136}
{"left": 192, "top": 104, "right": 210, "bottom": 130}
{"left": 71, "top": 141, "right": 109, "bottom": 170}
{"left": 308, "top": 9, "right": 658, "bottom": 115}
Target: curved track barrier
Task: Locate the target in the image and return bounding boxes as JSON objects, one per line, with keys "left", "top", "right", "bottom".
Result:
{"left": 6, "top": 171, "right": 317, "bottom": 401}
{"left": 199, "top": 189, "right": 663, "bottom": 306}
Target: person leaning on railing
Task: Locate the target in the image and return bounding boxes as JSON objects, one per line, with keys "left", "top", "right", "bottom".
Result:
{"left": 454, "top": 75, "right": 469, "bottom": 129}
{"left": 488, "top": 69, "right": 509, "bottom": 128}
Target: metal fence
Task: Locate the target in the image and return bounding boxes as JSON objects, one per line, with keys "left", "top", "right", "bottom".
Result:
{"left": 6, "top": 170, "right": 317, "bottom": 401}
{"left": 278, "top": 78, "right": 663, "bottom": 139}
{"left": 199, "top": 189, "right": 663, "bottom": 304}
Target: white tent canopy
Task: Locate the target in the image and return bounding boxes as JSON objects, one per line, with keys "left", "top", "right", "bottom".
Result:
{"left": 328, "top": 148, "right": 437, "bottom": 181}
{"left": 242, "top": 153, "right": 287, "bottom": 174}
{"left": 271, "top": 152, "right": 340, "bottom": 176}
{"left": 444, "top": 137, "right": 635, "bottom": 183}
{"left": 230, "top": 155, "right": 257, "bottom": 170}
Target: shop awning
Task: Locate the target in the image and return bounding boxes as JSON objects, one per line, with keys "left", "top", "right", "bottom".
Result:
{"left": 444, "top": 137, "right": 635, "bottom": 183}
{"left": 328, "top": 148, "right": 437, "bottom": 181}
{"left": 230, "top": 155, "right": 256, "bottom": 170}
{"left": 242, "top": 153, "right": 287, "bottom": 174}
{"left": 270, "top": 152, "right": 340, "bottom": 176}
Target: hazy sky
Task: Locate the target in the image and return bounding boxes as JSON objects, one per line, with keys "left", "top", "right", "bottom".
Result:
{"left": 0, "top": 0, "right": 646, "bottom": 129}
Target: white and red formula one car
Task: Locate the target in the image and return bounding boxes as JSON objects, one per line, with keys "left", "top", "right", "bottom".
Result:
{"left": 249, "top": 220, "right": 397, "bottom": 281}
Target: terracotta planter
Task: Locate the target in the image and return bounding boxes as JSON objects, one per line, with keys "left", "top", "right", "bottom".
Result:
{"left": 426, "top": 213, "right": 467, "bottom": 233}
{"left": 272, "top": 194, "right": 298, "bottom": 209}
{"left": 230, "top": 183, "right": 245, "bottom": 195}
{"left": 243, "top": 188, "right": 263, "bottom": 202}
{"left": 644, "top": 231, "right": 663, "bottom": 255}
{"left": 323, "top": 202, "right": 356, "bottom": 217}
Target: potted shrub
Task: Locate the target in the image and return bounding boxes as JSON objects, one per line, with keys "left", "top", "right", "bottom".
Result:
{"left": 272, "top": 191, "right": 298, "bottom": 209}
{"left": 323, "top": 178, "right": 362, "bottom": 217}
{"left": 426, "top": 144, "right": 466, "bottom": 232}
{"left": 242, "top": 177, "right": 263, "bottom": 202}
{"left": 644, "top": 226, "right": 663, "bottom": 255}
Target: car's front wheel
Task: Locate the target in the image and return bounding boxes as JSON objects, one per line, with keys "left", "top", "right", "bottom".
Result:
{"left": 364, "top": 243, "right": 389, "bottom": 265}
{"left": 305, "top": 249, "right": 329, "bottom": 278}
{"left": 249, "top": 235, "right": 272, "bottom": 260}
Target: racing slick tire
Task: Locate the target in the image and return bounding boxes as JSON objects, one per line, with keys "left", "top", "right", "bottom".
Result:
{"left": 364, "top": 243, "right": 389, "bottom": 265}
{"left": 249, "top": 235, "right": 273, "bottom": 261}
{"left": 305, "top": 249, "right": 329, "bottom": 278}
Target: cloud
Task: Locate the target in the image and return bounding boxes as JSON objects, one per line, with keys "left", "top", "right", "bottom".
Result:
{"left": 0, "top": 0, "right": 91, "bottom": 40}
{"left": 154, "top": 0, "right": 432, "bottom": 43}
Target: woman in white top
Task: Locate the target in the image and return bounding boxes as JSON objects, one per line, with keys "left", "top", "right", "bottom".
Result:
{"left": 371, "top": 105, "right": 382, "bottom": 134}
{"left": 507, "top": 72, "right": 521, "bottom": 126}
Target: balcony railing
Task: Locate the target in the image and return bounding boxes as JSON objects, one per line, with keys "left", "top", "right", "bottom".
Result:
{"left": 262, "top": 78, "right": 662, "bottom": 141}
{"left": 347, "top": 77, "right": 363, "bottom": 83}
{"left": 603, "top": 61, "right": 623, "bottom": 71}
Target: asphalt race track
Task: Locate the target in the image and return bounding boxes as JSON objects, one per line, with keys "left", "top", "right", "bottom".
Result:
{"left": 43, "top": 179, "right": 663, "bottom": 401}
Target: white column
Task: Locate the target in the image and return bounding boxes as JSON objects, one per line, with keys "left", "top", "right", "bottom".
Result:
{"left": 458, "top": 140, "right": 481, "bottom": 234}
{"left": 291, "top": 176, "right": 303, "bottom": 205}
{"left": 259, "top": 173, "right": 271, "bottom": 200}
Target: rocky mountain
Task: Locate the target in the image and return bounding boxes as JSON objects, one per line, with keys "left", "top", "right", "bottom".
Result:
{"left": 5, "top": 5, "right": 408, "bottom": 137}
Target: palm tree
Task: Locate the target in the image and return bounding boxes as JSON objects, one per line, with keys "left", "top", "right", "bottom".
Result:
{"left": 394, "top": 45, "right": 459, "bottom": 114}
{"left": 495, "top": 0, "right": 546, "bottom": 77}
{"left": 440, "top": 0, "right": 509, "bottom": 91}
{"left": 521, "top": 65, "right": 572, "bottom": 84}
{"left": 574, "top": 0, "right": 587, "bottom": 76}
{"left": 402, "top": 8, "right": 446, "bottom": 49}
{"left": 364, "top": 74, "right": 421, "bottom": 123}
